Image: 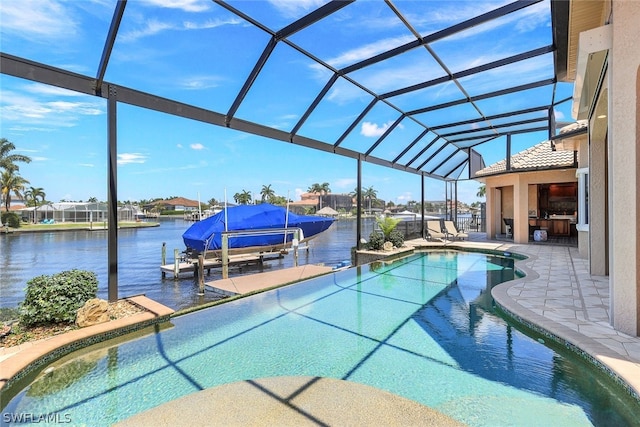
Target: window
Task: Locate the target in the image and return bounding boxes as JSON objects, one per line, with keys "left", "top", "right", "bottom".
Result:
{"left": 576, "top": 167, "right": 589, "bottom": 231}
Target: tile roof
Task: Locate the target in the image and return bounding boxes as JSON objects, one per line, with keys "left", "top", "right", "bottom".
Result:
{"left": 559, "top": 120, "right": 588, "bottom": 135}
{"left": 155, "top": 197, "right": 200, "bottom": 207}
{"left": 475, "top": 140, "right": 576, "bottom": 178}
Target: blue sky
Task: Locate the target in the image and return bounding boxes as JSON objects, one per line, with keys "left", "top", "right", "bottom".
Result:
{"left": 0, "top": 0, "right": 574, "bottom": 205}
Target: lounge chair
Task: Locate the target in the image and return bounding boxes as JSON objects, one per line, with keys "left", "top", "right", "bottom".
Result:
{"left": 443, "top": 220, "right": 468, "bottom": 240}
{"left": 426, "top": 220, "right": 447, "bottom": 241}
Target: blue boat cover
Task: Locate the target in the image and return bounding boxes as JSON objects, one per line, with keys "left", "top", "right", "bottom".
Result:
{"left": 182, "top": 204, "right": 334, "bottom": 252}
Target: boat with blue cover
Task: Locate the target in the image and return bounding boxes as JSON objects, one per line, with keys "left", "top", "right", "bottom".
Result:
{"left": 182, "top": 203, "right": 334, "bottom": 255}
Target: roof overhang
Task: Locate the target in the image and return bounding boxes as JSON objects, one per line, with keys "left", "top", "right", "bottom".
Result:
{"left": 475, "top": 164, "right": 577, "bottom": 180}
{"left": 552, "top": 0, "right": 609, "bottom": 83}
{"left": 550, "top": 121, "right": 588, "bottom": 151}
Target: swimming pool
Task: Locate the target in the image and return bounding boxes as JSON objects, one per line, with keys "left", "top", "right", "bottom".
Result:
{"left": 2, "top": 251, "right": 637, "bottom": 426}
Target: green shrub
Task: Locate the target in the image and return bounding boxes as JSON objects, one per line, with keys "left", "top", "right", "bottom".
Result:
{"left": 1, "top": 212, "right": 20, "bottom": 228}
{"left": 388, "top": 229, "right": 404, "bottom": 248}
{"left": 366, "top": 217, "right": 405, "bottom": 250}
{"left": 376, "top": 216, "right": 401, "bottom": 240}
{"left": 367, "top": 232, "right": 385, "bottom": 250}
{"left": 19, "top": 270, "right": 98, "bottom": 326}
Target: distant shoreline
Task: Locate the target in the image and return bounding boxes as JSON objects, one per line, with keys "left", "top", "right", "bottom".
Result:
{"left": 2, "top": 221, "right": 160, "bottom": 234}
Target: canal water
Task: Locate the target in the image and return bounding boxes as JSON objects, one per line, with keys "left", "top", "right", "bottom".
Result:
{"left": 0, "top": 217, "right": 376, "bottom": 311}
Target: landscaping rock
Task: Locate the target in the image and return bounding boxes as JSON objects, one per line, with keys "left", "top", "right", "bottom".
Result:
{"left": 76, "top": 298, "right": 109, "bottom": 327}
{"left": 383, "top": 241, "right": 394, "bottom": 251}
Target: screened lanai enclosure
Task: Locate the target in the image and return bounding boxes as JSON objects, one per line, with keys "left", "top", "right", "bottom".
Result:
{"left": 18, "top": 202, "right": 139, "bottom": 224}
{"left": 0, "top": 0, "right": 577, "bottom": 300}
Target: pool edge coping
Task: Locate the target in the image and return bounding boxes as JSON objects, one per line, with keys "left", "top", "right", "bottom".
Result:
{"left": 0, "top": 296, "right": 174, "bottom": 395}
{"left": 492, "top": 252, "right": 640, "bottom": 403}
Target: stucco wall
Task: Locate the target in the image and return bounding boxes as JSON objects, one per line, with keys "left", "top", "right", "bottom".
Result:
{"left": 578, "top": 138, "right": 589, "bottom": 258}
{"left": 610, "top": 1, "right": 640, "bottom": 335}
{"left": 482, "top": 169, "right": 577, "bottom": 243}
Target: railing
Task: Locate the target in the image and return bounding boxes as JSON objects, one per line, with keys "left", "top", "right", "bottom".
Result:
{"left": 376, "top": 216, "right": 487, "bottom": 240}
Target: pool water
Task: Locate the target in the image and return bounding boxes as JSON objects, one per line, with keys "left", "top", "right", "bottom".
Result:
{"left": 2, "top": 251, "right": 637, "bottom": 426}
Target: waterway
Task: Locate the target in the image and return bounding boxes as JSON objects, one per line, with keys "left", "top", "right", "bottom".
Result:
{"left": 0, "top": 217, "right": 376, "bottom": 311}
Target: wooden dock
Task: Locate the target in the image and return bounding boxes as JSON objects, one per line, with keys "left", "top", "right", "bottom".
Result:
{"left": 160, "top": 252, "right": 284, "bottom": 278}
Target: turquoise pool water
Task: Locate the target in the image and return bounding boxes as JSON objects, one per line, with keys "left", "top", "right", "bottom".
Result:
{"left": 2, "top": 251, "right": 637, "bottom": 426}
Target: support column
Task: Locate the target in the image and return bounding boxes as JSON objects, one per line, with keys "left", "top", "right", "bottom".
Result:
{"left": 356, "top": 157, "right": 362, "bottom": 250}
{"left": 513, "top": 176, "right": 529, "bottom": 244}
{"left": 421, "top": 174, "right": 426, "bottom": 239}
{"left": 107, "top": 85, "right": 118, "bottom": 303}
{"left": 485, "top": 185, "right": 496, "bottom": 239}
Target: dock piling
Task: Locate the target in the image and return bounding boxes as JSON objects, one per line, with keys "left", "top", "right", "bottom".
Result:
{"left": 222, "top": 234, "right": 229, "bottom": 279}
{"left": 173, "top": 249, "right": 179, "bottom": 279}
{"left": 161, "top": 243, "right": 167, "bottom": 278}
{"left": 293, "top": 229, "right": 299, "bottom": 267}
{"left": 197, "top": 254, "right": 205, "bottom": 295}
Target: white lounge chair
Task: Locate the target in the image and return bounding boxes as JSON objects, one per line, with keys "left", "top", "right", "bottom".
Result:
{"left": 443, "top": 220, "right": 468, "bottom": 240}
{"left": 426, "top": 220, "right": 447, "bottom": 241}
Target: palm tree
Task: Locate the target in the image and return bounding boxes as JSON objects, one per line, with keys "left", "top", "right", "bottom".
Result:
{"left": 233, "top": 190, "right": 252, "bottom": 205}
{"left": 362, "top": 186, "right": 377, "bottom": 213}
{"left": 308, "top": 182, "right": 331, "bottom": 195}
{"left": 0, "top": 138, "right": 31, "bottom": 172}
{"left": 260, "top": 184, "right": 275, "bottom": 203}
{"left": 1, "top": 169, "right": 30, "bottom": 212}
{"left": 87, "top": 197, "right": 98, "bottom": 203}
{"left": 24, "top": 186, "right": 46, "bottom": 223}
{"left": 477, "top": 184, "right": 486, "bottom": 198}
{"left": 307, "top": 183, "right": 322, "bottom": 194}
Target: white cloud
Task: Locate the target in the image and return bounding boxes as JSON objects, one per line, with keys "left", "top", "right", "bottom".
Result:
{"left": 120, "top": 16, "right": 242, "bottom": 42}
{"left": 177, "top": 144, "right": 183, "bottom": 148}
{"left": 267, "top": 0, "right": 327, "bottom": 19}
{"left": 179, "top": 75, "right": 224, "bottom": 90}
{"left": 32, "top": 156, "right": 49, "bottom": 162}
{"left": 361, "top": 121, "right": 394, "bottom": 137}
{"left": 120, "top": 19, "right": 175, "bottom": 42}
{"left": 323, "top": 35, "right": 414, "bottom": 70}
{"left": 0, "top": 0, "right": 78, "bottom": 42}
{"left": 395, "top": 192, "right": 413, "bottom": 203}
{"left": 24, "top": 84, "right": 87, "bottom": 97}
{"left": 433, "top": 2, "right": 549, "bottom": 45}
{"left": 79, "top": 163, "right": 95, "bottom": 167}
{"left": 407, "top": 1, "right": 507, "bottom": 34}
{"left": 281, "top": 114, "right": 299, "bottom": 121}
{"left": 0, "top": 87, "right": 104, "bottom": 130}
{"left": 138, "top": 0, "right": 211, "bottom": 13}
{"left": 183, "top": 17, "right": 243, "bottom": 30}
{"left": 117, "top": 153, "right": 147, "bottom": 165}
{"left": 190, "top": 143, "right": 205, "bottom": 150}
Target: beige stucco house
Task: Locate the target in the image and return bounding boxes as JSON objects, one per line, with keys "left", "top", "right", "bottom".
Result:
{"left": 479, "top": 1, "right": 639, "bottom": 337}
{"left": 475, "top": 138, "right": 580, "bottom": 246}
